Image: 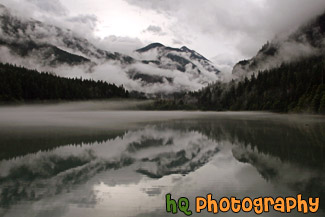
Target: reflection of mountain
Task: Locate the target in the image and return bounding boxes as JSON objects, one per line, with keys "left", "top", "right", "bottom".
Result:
{"left": 0, "top": 126, "right": 220, "bottom": 209}
{"left": 0, "top": 116, "right": 324, "bottom": 214}
{"left": 172, "top": 118, "right": 325, "bottom": 169}
{"left": 0, "top": 150, "right": 135, "bottom": 208}
{"left": 232, "top": 144, "right": 325, "bottom": 211}
{"left": 172, "top": 118, "right": 325, "bottom": 211}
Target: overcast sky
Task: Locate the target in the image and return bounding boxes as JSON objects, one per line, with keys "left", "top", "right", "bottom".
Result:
{"left": 2, "top": 0, "right": 325, "bottom": 71}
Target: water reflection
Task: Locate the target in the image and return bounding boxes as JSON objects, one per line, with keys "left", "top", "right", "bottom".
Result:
{"left": 0, "top": 113, "right": 324, "bottom": 217}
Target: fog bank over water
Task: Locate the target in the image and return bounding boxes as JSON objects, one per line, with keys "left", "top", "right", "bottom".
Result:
{"left": 0, "top": 100, "right": 153, "bottom": 112}
{"left": 0, "top": 101, "right": 324, "bottom": 131}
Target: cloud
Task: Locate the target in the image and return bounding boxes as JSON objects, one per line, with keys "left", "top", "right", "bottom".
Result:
{"left": 172, "top": 39, "right": 183, "bottom": 45}
{"left": 211, "top": 53, "right": 240, "bottom": 81}
{"left": 26, "top": 0, "right": 67, "bottom": 16}
{"left": 0, "top": 43, "right": 219, "bottom": 94}
{"left": 124, "top": 0, "right": 181, "bottom": 13}
{"left": 234, "top": 39, "right": 321, "bottom": 80}
{"left": 3, "top": 0, "right": 325, "bottom": 64}
{"left": 1, "top": 0, "right": 325, "bottom": 82}
{"left": 93, "top": 35, "right": 144, "bottom": 55}
{"left": 66, "top": 14, "right": 98, "bottom": 31}
{"left": 143, "top": 25, "right": 164, "bottom": 35}
{"left": 125, "top": 0, "right": 325, "bottom": 60}
{"left": 0, "top": 5, "right": 221, "bottom": 94}
{"left": 0, "top": 0, "right": 99, "bottom": 41}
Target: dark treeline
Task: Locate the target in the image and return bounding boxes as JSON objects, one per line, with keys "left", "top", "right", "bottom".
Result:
{"left": 151, "top": 55, "right": 325, "bottom": 114}
{"left": 0, "top": 129, "right": 127, "bottom": 160}
{"left": 0, "top": 63, "right": 129, "bottom": 101}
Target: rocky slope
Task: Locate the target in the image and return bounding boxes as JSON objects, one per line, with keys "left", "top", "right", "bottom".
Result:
{"left": 0, "top": 4, "right": 220, "bottom": 94}
{"left": 232, "top": 10, "right": 325, "bottom": 80}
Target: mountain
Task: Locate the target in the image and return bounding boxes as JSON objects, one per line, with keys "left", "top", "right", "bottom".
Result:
{"left": 134, "top": 42, "right": 219, "bottom": 77}
{"left": 0, "top": 4, "right": 134, "bottom": 66}
{"left": 153, "top": 54, "right": 325, "bottom": 113}
{"left": 151, "top": 11, "right": 325, "bottom": 113}
{"left": 232, "top": 11, "right": 325, "bottom": 80}
{"left": 127, "top": 42, "right": 220, "bottom": 90}
{"left": 0, "top": 125, "right": 220, "bottom": 208}
{"left": 0, "top": 4, "right": 220, "bottom": 95}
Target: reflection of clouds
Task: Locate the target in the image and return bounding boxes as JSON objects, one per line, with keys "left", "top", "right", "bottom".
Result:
{"left": 141, "top": 187, "right": 162, "bottom": 196}
{"left": 125, "top": 125, "right": 220, "bottom": 178}
{"left": 1, "top": 117, "right": 324, "bottom": 217}
{"left": 128, "top": 141, "right": 325, "bottom": 217}
{"left": 0, "top": 125, "right": 221, "bottom": 216}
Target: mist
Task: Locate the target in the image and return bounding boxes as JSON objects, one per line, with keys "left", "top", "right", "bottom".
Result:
{"left": 0, "top": 4, "right": 222, "bottom": 94}
{"left": 0, "top": 46, "right": 220, "bottom": 94}
{"left": 232, "top": 13, "right": 325, "bottom": 80}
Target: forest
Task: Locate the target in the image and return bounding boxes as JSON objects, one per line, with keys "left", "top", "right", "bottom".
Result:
{"left": 1, "top": 53, "right": 325, "bottom": 114}
{"left": 0, "top": 63, "right": 129, "bottom": 101}
{"left": 151, "top": 54, "right": 325, "bottom": 114}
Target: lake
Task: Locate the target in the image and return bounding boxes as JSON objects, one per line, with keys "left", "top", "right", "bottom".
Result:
{"left": 0, "top": 102, "right": 324, "bottom": 217}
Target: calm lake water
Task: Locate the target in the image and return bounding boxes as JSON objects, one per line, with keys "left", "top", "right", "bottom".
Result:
{"left": 0, "top": 102, "right": 324, "bottom": 217}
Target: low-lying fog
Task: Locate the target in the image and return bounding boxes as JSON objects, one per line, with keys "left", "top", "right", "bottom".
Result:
{"left": 0, "top": 100, "right": 324, "bottom": 130}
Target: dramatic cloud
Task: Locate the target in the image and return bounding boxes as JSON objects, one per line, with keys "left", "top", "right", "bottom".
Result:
{"left": 1, "top": 0, "right": 325, "bottom": 77}
{"left": 125, "top": 0, "right": 325, "bottom": 70}
{"left": 0, "top": 0, "right": 99, "bottom": 40}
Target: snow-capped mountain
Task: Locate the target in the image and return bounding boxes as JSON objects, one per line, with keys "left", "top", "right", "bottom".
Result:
{"left": 232, "top": 10, "right": 325, "bottom": 80}
{"left": 135, "top": 43, "right": 219, "bottom": 75}
{"left": 0, "top": 4, "right": 220, "bottom": 94}
{"left": 124, "top": 42, "right": 220, "bottom": 86}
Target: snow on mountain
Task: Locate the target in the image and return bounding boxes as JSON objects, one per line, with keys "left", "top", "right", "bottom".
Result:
{"left": 135, "top": 43, "right": 219, "bottom": 77}
{"left": 0, "top": 3, "right": 221, "bottom": 95}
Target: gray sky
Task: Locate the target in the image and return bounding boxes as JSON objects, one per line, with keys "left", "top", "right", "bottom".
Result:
{"left": 2, "top": 0, "right": 325, "bottom": 72}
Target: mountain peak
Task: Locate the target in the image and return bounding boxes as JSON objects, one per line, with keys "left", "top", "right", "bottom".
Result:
{"left": 136, "top": 43, "right": 165, "bottom": 53}
{"left": 0, "top": 6, "right": 220, "bottom": 94}
{"left": 181, "top": 46, "right": 209, "bottom": 62}
{"left": 180, "top": 46, "right": 191, "bottom": 52}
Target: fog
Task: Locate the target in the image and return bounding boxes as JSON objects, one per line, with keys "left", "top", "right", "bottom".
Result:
{"left": 0, "top": 101, "right": 323, "bottom": 134}
{"left": 0, "top": 4, "right": 221, "bottom": 94}
{"left": 0, "top": 101, "right": 202, "bottom": 133}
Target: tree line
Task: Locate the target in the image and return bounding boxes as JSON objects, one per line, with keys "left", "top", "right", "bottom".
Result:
{"left": 0, "top": 63, "right": 129, "bottom": 101}
{"left": 151, "top": 54, "right": 325, "bottom": 114}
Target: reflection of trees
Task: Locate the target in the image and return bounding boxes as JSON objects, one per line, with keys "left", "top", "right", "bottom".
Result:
{"left": 232, "top": 144, "right": 325, "bottom": 212}
{"left": 0, "top": 117, "right": 324, "bottom": 212}
{"left": 0, "top": 126, "right": 219, "bottom": 209}
{"left": 168, "top": 119, "right": 325, "bottom": 212}
{"left": 0, "top": 127, "right": 127, "bottom": 160}
{"left": 0, "top": 150, "right": 134, "bottom": 208}
{"left": 163, "top": 119, "right": 325, "bottom": 169}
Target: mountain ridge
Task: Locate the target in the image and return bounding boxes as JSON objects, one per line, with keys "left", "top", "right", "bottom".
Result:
{"left": 0, "top": 3, "right": 220, "bottom": 94}
{"left": 232, "top": 10, "right": 325, "bottom": 80}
